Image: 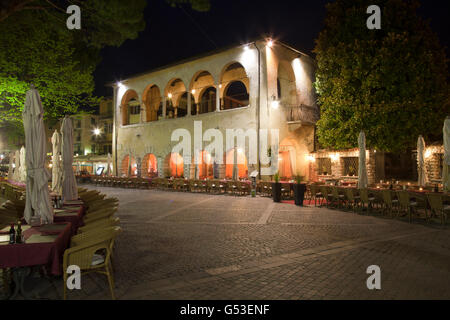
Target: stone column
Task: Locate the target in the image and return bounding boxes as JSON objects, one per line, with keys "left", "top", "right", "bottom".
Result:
{"left": 216, "top": 85, "right": 220, "bottom": 112}
{"left": 157, "top": 157, "right": 163, "bottom": 178}
{"left": 162, "top": 97, "right": 167, "bottom": 119}
{"left": 187, "top": 92, "right": 192, "bottom": 116}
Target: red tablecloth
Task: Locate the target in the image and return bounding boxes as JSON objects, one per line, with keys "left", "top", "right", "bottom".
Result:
{"left": 0, "top": 222, "right": 72, "bottom": 275}
{"left": 53, "top": 204, "right": 85, "bottom": 235}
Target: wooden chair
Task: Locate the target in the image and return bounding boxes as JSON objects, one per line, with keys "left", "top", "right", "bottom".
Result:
{"left": 330, "top": 186, "right": 345, "bottom": 209}
{"left": 207, "top": 180, "right": 219, "bottom": 194}
{"left": 239, "top": 181, "right": 251, "bottom": 196}
{"left": 309, "top": 184, "right": 323, "bottom": 206}
{"left": 319, "top": 185, "right": 332, "bottom": 207}
{"left": 227, "top": 181, "right": 239, "bottom": 196}
{"left": 344, "top": 188, "right": 360, "bottom": 212}
{"left": 63, "top": 227, "right": 122, "bottom": 300}
{"left": 359, "top": 188, "right": 375, "bottom": 214}
{"left": 426, "top": 193, "right": 449, "bottom": 225}
{"left": 397, "top": 191, "right": 418, "bottom": 222}
{"left": 381, "top": 189, "right": 398, "bottom": 217}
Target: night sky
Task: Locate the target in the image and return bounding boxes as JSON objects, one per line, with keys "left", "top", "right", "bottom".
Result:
{"left": 93, "top": 0, "right": 450, "bottom": 98}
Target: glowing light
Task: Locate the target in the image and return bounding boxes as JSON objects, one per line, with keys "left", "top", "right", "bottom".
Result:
{"left": 117, "top": 82, "right": 123, "bottom": 88}
{"left": 49, "top": 163, "right": 53, "bottom": 168}
{"left": 424, "top": 149, "right": 432, "bottom": 159}
{"left": 330, "top": 153, "right": 340, "bottom": 162}
{"left": 191, "top": 89, "right": 195, "bottom": 94}
{"left": 237, "top": 148, "right": 243, "bottom": 154}
{"left": 306, "top": 155, "right": 315, "bottom": 162}
{"left": 271, "top": 100, "right": 279, "bottom": 109}
{"left": 278, "top": 156, "right": 283, "bottom": 161}
{"left": 168, "top": 93, "right": 172, "bottom": 99}
{"left": 244, "top": 45, "right": 250, "bottom": 51}
{"left": 270, "top": 95, "right": 279, "bottom": 109}
{"left": 93, "top": 128, "right": 101, "bottom": 136}
{"left": 219, "top": 84, "right": 222, "bottom": 89}
{"left": 267, "top": 39, "right": 273, "bottom": 48}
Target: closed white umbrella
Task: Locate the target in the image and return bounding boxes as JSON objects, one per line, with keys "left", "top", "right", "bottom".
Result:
{"left": 7, "top": 152, "right": 14, "bottom": 179}
{"left": 12, "top": 149, "right": 20, "bottom": 181}
{"left": 358, "top": 131, "right": 368, "bottom": 189}
{"left": 61, "top": 115, "right": 78, "bottom": 200}
{"left": 19, "top": 146, "right": 26, "bottom": 182}
{"left": 51, "top": 129, "right": 63, "bottom": 194}
{"left": 417, "top": 135, "right": 428, "bottom": 187}
{"left": 22, "top": 85, "right": 53, "bottom": 224}
{"left": 443, "top": 117, "right": 450, "bottom": 192}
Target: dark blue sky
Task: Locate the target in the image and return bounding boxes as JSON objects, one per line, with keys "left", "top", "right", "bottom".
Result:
{"left": 93, "top": 0, "right": 449, "bottom": 97}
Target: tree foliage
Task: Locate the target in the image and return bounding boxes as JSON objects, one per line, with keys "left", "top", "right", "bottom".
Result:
{"left": 314, "top": 0, "right": 449, "bottom": 152}
{"left": 0, "top": 0, "right": 209, "bottom": 143}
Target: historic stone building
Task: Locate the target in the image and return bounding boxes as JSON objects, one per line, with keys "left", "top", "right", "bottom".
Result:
{"left": 109, "top": 39, "right": 319, "bottom": 180}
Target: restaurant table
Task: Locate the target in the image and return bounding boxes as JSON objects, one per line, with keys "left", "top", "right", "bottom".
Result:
{"left": 0, "top": 222, "right": 72, "bottom": 299}
{"left": 53, "top": 202, "right": 85, "bottom": 235}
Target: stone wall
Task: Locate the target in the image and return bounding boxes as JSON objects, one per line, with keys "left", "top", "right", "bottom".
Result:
{"left": 310, "top": 148, "right": 376, "bottom": 185}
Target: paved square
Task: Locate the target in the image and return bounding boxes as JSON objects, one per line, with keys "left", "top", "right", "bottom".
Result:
{"left": 33, "top": 186, "right": 450, "bottom": 300}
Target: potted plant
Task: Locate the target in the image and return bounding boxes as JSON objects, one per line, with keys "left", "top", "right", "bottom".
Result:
{"left": 272, "top": 172, "right": 281, "bottom": 202}
{"left": 292, "top": 175, "right": 306, "bottom": 206}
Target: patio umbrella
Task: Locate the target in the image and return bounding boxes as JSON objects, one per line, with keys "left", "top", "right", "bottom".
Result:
{"left": 51, "top": 129, "right": 63, "bottom": 194}
{"left": 19, "top": 146, "right": 26, "bottom": 182}
{"left": 443, "top": 116, "right": 450, "bottom": 192}
{"left": 417, "top": 135, "right": 428, "bottom": 187}
{"left": 358, "top": 131, "right": 368, "bottom": 189}
{"left": 22, "top": 85, "right": 53, "bottom": 224}
{"left": 7, "top": 152, "right": 14, "bottom": 179}
{"left": 61, "top": 115, "right": 78, "bottom": 200}
{"left": 106, "top": 152, "right": 112, "bottom": 176}
{"left": 12, "top": 149, "right": 20, "bottom": 181}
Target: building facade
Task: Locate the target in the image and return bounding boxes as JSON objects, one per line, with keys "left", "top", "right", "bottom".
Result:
{"left": 110, "top": 39, "right": 319, "bottom": 180}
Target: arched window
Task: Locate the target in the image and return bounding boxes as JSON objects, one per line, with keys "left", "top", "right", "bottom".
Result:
{"left": 121, "top": 90, "right": 139, "bottom": 125}
{"left": 143, "top": 85, "right": 161, "bottom": 122}
{"left": 177, "top": 92, "right": 191, "bottom": 118}
{"left": 142, "top": 153, "right": 158, "bottom": 178}
{"left": 127, "top": 98, "right": 141, "bottom": 125}
{"left": 198, "top": 87, "right": 216, "bottom": 114}
{"left": 223, "top": 81, "right": 249, "bottom": 110}
{"left": 165, "top": 78, "right": 186, "bottom": 119}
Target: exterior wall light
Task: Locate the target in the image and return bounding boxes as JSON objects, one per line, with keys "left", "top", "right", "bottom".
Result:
{"left": 267, "top": 40, "right": 274, "bottom": 48}
{"left": 270, "top": 95, "right": 279, "bottom": 109}
{"left": 168, "top": 93, "right": 172, "bottom": 99}
{"left": 93, "top": 128, "right": 101, "bottom": 136}
{"left": 191, "top": 89, "right": 195, "bottom": 94}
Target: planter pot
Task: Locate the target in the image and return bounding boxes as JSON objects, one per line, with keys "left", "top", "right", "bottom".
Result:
{"left": 293, "top": 183, "right": 306, "bottom": 206}
{"left": 272, "top": 182, "right": 281, "bottom": 202}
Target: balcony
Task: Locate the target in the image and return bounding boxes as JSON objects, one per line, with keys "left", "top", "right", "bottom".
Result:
{"left": 282, "top": 104, "right": 319, "bottom": 124}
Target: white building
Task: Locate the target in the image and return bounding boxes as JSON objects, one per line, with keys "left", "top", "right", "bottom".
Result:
{"left": 109, "top": 39, "right": 318, "bottom": 180}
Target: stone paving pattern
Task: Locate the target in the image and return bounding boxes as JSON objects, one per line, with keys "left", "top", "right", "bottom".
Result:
{"left": 29, "top": 186, "right": 450, "bottom": 300}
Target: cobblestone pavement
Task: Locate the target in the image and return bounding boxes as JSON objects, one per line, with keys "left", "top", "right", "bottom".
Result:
{"left": 31, "top": 186, "right": 450, "bottom": 300}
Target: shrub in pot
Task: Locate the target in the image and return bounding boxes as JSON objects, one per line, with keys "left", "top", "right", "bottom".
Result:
{"left": 272, "top": 172, "right": 281, "bottom": 202}
{"left": 293, "top": 175, "right": 306, "bottom": 206}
